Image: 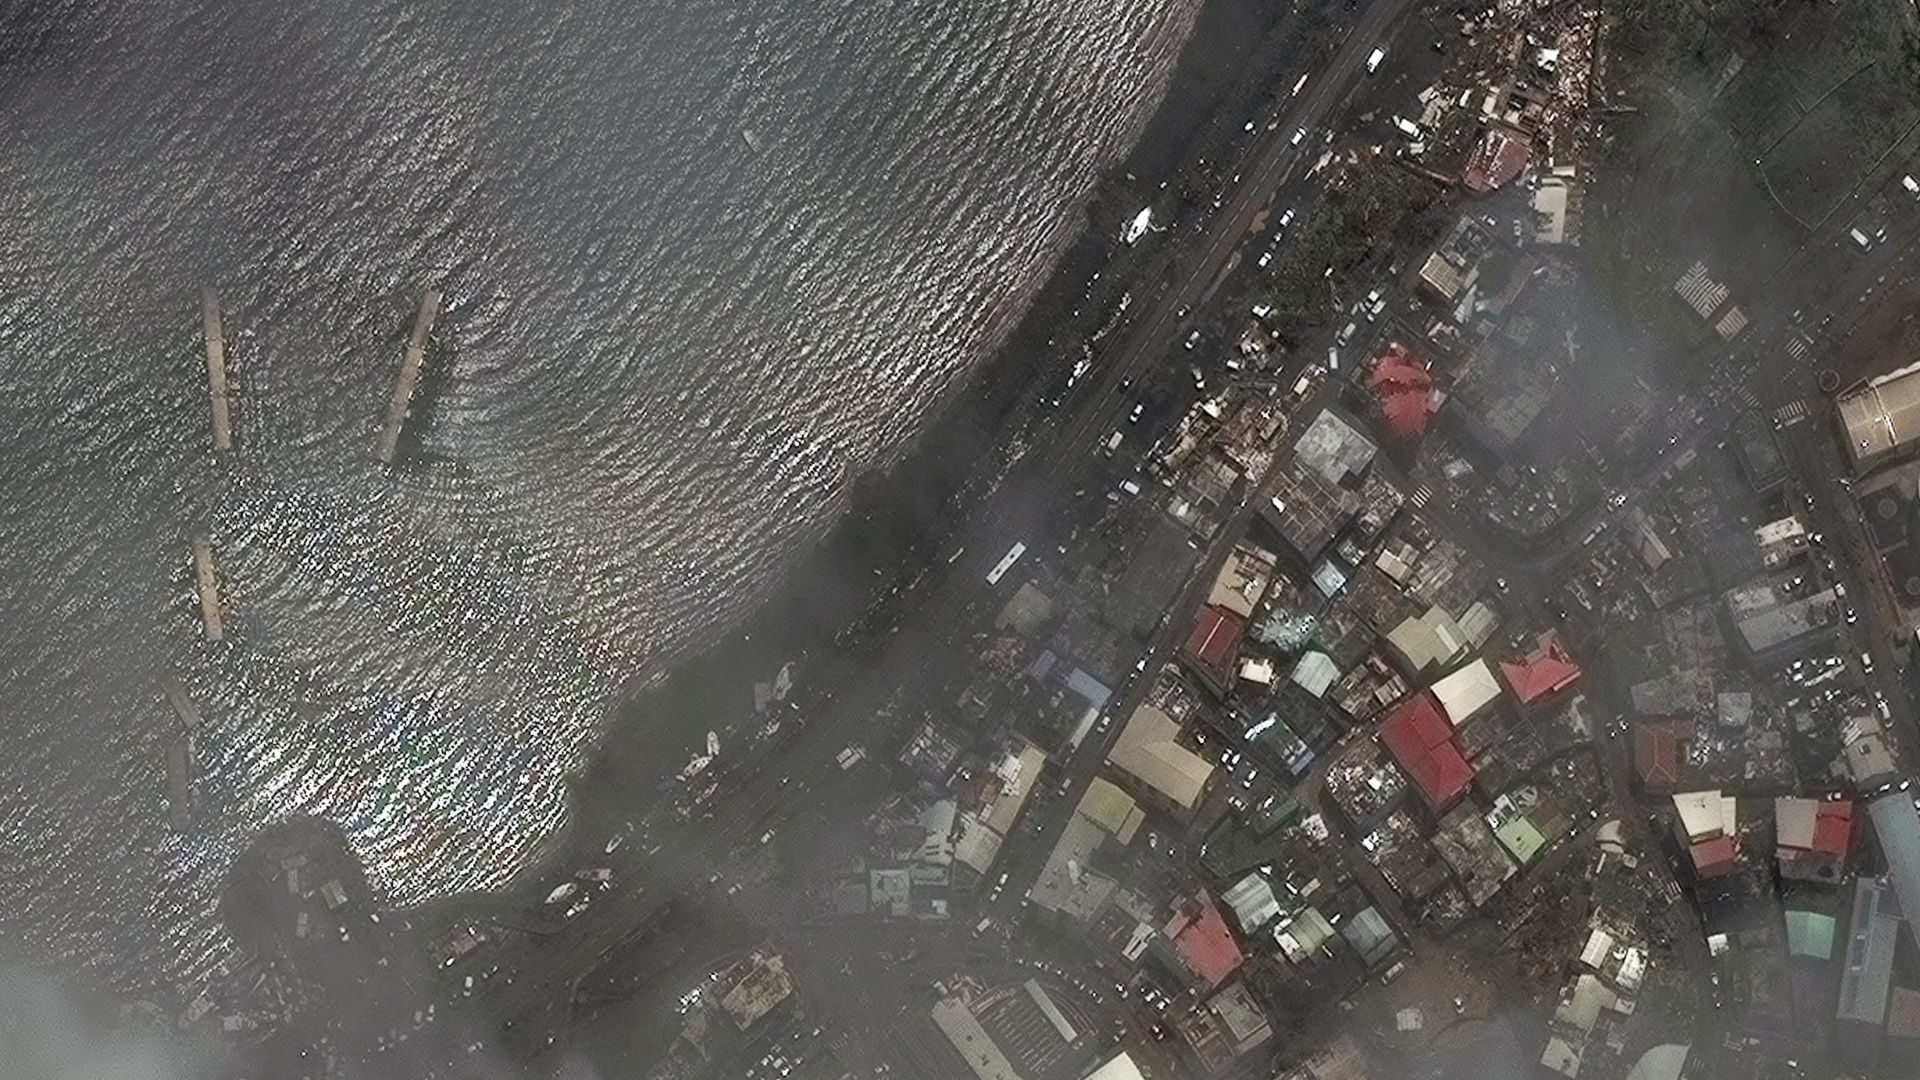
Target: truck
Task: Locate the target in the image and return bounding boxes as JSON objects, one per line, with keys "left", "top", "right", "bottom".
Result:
{"left": 1366, "top": 47, "right": 1386, "bottom": 74}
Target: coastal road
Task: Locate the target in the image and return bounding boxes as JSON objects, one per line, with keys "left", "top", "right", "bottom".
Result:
{"left": 465, "top": 0, "right": 1427, "bottom": 1047}
{"left": 1008, "top": 0, "right": 1424, "bottom": 517}
{"left": 987, "top": 383, "right": 1338, "bottom": 924}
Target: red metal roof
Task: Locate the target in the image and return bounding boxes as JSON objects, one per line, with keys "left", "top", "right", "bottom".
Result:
{"left": 1378, "top": 692, "right": 1473, "bottom": 809}
{"left": 1366, "top": 344, "right": 1435, "bottom": 441}
{"left": 1813, "top": 800, "right": 1854, "bottom": 857}
{"left": 1184, "top": 605, "right": 1245, "bottom": 673}
{"left": 1164, "top": 892, "right": 1244, "bottom": 988}
{"left": 1634, "top": 721, "right": 1688, "bottom": 787}
{"left": 1463, "top": 126, "right": 1531, "bottom": 193}
{"left": 1498, "top": 629, "right": 1582, "bottom": 704}
{"left": 1690, "top": 835, "right": 1738, "bottom": 879}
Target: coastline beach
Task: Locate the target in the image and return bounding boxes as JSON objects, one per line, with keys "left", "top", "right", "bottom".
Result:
{"left": 496, "top": 0, "right": 1346, "bottom": 903}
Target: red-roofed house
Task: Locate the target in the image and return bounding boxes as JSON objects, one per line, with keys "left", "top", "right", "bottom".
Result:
{"left": 1498, "top": 629, "right": 1581, "bottom": 705}
{"left": 1378, "top": 692, "right": 1474, "bottom": 810}
{"left": 1814, "top": 801, "right": 1854, "bottom": 855}
{"left": 1164, "top": 892, "right": 1244, "bottom": 989}
{"left": 1366, "top": 344, "right": 1437, "bottom": 441}
{"left": 1634, "top": 721, "right": 1689, "bottom": 790}
{"left": 1690, "top": 835, "right": 1738, "bottom": 879}
{"left": 1463, "top": 125, "right": 1531, "bottom": 193}
{"left": 1184, "top": 605, "right": 1245, "bottom": 681}
{"left": 1777, "top": 796, "right": 1854, "bottom": 883}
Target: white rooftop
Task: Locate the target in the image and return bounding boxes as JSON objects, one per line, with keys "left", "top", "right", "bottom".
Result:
{"left": 1433, "top": 657, "right": 1501, "bottom": 725}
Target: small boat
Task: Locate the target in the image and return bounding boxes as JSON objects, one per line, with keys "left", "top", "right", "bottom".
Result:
{"left": 741, "top": 128, "right": 765, "bottom": 153}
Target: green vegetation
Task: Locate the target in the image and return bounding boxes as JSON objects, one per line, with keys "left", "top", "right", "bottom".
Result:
{"left": 1596, "top": 0, "right": 1920, "bottom": 287}
{"left": 1249, "top": 162, "right": 1447, "bottom": 347}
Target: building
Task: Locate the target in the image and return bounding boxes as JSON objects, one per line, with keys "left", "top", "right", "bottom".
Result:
{"left": 983, "top": 742, "right": 1049, "bottom": 838}
{"left": 1871, "top": 792, "right": 1920, "bottom": 954}
{"left": 1294, "top": 408, "right": 1378, "bottom": 490}
{"left": 1837, "top": 877, "right": 1900, "bottom": 1064}
{"left": 1221, "top": 872, "right": 1283, "bottom": 934}
{"left": 1463, "top": 124, "right": 1532, "bottom": 192}
{"left": 1633, "top": 719, "right": 1690, "bottom": 791}
{"left": 1775, "top": 796, "right": 1852, "bottom": 884}
{"left": 1531, "top": 166, "right": 1578, "bottom": 244}
{"left": 719, "top": 953, "right": 793, "bottom": 1030}
{"left": 1184, "top": 605, "right": 1246, "bottom": 686}
{"left": 1672, "top": 791, "right": 1739, "bottom": 880}
{"left": 1084, "top": 1051, "right": 1149, "bottom": 1080}
{"left": 1207, "top": 542, "right": 1279, "bottom": 619}
{"left": 1026, "top": 782, "right": 1146, "bottom": 922}
{"left": 1028, "top": 817, "right": 1116, "bottom": 923}
{"left": 1178, "top": 980, "right": 1273, "bottom": 1070}
{"left": 1108, "top": 705, "right": 1216, "bottom": 811}
{"left": 1432, "top": 657, "right": 1503, "bottom": 726}
{"left": 1078, "top": 778, "right": 1146, "bottom": 843}
{"left": 1165, "top": 891, "right": 1245, "bottom": 990}
{"left": 1263, "top": 458, "right": 1360, "bottom": 561}
{"left": 1846, "top": 715, "right": 1899, "bottom": 789}
{"left": 927, "top": 981, "right": 1084, "bottom": 1080}
{"left": 1838, "top": 359, "right": 1920, "bottom": 471}
{"left": 1378, "top": 692, "right": 1474, "bottom": 810}
{"left": 1784, "top": 909, "right": 1838, "bottom": 961}
{"left": 930, "top": 995, "right": 1022, "bottom": 1080}
{"left": 1433, "top": 803, "right": 1516, "bottom": 905}
{"left": 1725, "top": 577, "right": 1837, "bottom": 666}
{"left": 1498, "top": 629, "right": 1581, "bottom": 705}
{"left": 1386, "top": 605, "right": 1469, "bottom": 676}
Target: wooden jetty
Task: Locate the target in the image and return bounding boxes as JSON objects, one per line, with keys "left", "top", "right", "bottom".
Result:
{"left": 201, "top": 289, "right": 233, "bottom": 451}
{"left": 191, "top": 535, "right": 225, "bottom": 642}
{"left": 161, "top": 675, "right": 204, "bottom": 731}
{"left": 375, "top": 286, "right": 444, "bottom": 465}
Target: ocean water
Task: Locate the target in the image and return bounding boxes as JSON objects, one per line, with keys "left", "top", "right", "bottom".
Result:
{"left": 0, "top": 0, "right": 1198, "bottom": 994}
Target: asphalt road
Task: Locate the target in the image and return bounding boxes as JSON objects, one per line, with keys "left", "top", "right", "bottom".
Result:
{"left": 459, "top": 0, "right": 1429, "bottom": 1050}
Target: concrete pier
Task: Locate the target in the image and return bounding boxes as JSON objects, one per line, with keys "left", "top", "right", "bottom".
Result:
{"left": 201, "top": 289, "right": 233, "bottom": 451}
{"left": 191, "top": 535, "right": 225, "bottom": 642}
{"left": 161, "top": 676, "right": 204, "bottom": 731}
{"left": 375, "top": 286, "right": 444, "bottom": 465}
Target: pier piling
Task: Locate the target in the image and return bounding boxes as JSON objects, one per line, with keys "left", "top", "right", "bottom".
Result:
{"left": 201, "top": 289, "right": 233, "bottom": 452}
{"left": 191, "top": 535, "right": 225, "bottom": 642}
{"left": 375, "top": 286, "right": 444, "bottom": 464}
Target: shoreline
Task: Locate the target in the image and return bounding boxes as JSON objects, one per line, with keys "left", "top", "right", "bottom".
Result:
{"left": 448, "top": 0, "right": 1342, "bottom": 908}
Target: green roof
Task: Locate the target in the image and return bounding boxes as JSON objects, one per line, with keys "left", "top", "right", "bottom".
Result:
{"left": 1785, "top": 910, "right": 1837, "bottom": 960}
{"left": 1079, "top": 778, "right": 1146, "bottom": 845}
{"left": 1494, "top": 815, "right": 1547, "bottom": 864}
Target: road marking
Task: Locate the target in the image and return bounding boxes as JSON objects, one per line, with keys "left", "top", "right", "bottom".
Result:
{"left": 1409, "top": 484, "right": 1433, "bottom": 508}
{"left": 1775, "top": 399, "right": 1807, "bottom": 427}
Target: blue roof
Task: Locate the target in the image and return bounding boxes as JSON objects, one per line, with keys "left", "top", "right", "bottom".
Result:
{"left": 1067, "top": 668, "right": 1113, "bottom": 708}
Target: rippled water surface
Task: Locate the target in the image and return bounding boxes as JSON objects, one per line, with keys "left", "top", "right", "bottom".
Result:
{"left": 0, "top": 0, "right": 1198, "bottom": 991}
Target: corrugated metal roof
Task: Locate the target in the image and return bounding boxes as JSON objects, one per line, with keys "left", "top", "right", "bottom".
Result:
{"left": 1109, "top": 705, "right": 1215, "bottom": 809}
{"left": 1870, "top": 793, "right": 1920, "bottom": 954}
{"left": 1433, "top": 658, "right": 1502, "bottom": 725}
{"left": 1838, "top": 876, "right": 1898, "bottom": 1025}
